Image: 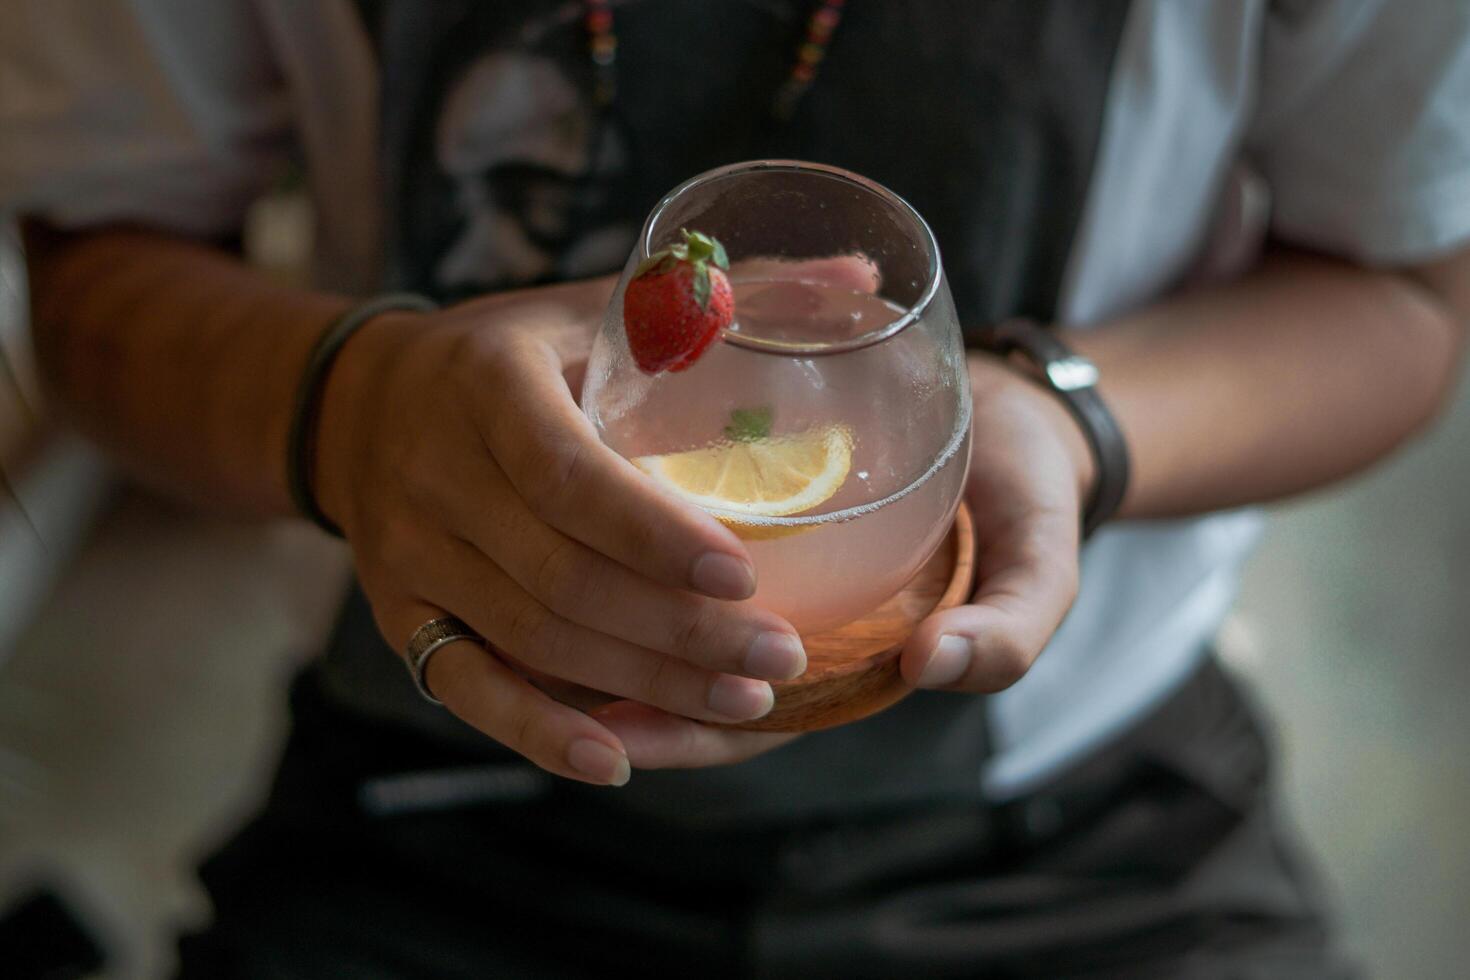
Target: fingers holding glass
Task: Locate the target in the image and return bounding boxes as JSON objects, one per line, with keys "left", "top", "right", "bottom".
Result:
{"left": 410, "top": 449, "right": 806, "bottom": 682}
{"left": 373, "top": 595, "right": 632, "bottom": 787}
{"left": 590, "top": 700, "right": 801, "bottom": 769}
{"left": 412, "top": 535, "right": 777, "bottom": 725}
{"left": 462, "top": 330, "right": 758, "bottom": 600}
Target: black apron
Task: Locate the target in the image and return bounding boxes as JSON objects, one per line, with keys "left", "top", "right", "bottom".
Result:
{"left": 315, "top": 0, "right": 1131, "bottom": 827}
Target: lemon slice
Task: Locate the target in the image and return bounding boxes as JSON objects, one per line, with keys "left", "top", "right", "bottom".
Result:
{"left": 635, "top": 425, "right": 853, "bottom": 537}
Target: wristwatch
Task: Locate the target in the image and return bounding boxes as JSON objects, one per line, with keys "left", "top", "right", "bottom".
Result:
{"left": 972, "top": 319, "right": 1130, "bottom": 538}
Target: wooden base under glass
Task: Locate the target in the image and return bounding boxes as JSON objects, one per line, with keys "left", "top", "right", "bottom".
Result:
{"left": 726, "top": 500, "right": 976, "bottom": 733}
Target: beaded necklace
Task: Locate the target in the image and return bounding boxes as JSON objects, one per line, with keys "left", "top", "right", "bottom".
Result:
{"left": 582, "top": 0, "right": 848, "bottom": 121}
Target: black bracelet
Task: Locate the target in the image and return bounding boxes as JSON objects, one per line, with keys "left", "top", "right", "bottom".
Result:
{"left": 971, "top": 318, "right": 1131, "bottom": 539}
{"left": 287, "top": 293, "right": 438, "bottom": 537}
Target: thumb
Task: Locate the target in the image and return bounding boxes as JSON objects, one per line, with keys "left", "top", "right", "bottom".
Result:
{"left": 900, "top": 510, "right": 1079, "bottom": 693}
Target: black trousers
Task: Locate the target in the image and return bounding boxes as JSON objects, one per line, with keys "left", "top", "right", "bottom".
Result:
{"left": 176, "top": 657, "right": 1358, "bottom": 978}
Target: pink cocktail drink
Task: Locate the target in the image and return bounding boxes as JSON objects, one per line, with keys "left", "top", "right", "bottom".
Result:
{"left": 587, "top": 279, "right": 971, "bottom": 633}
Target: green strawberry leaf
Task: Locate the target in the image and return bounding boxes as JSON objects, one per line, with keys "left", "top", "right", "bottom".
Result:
{"left": 680, "top": 229, "right": 730, "bottom": 270}
{"left": 724, "top": 407, "right": 773, "bottom": 442}
{"left": 708, "top": 236, "right": 730, "bottom": 271}
{"left": 682, "top": 228, "right": 711, "bottom": 263}
{"left": 636, "top": 230, "right": 729, "bottom": 289}
{"left": 634, "top": 252, "right": 677, "bottom": 278}
{"left": 692, "top": 264, "right": 712, "bottom": 310}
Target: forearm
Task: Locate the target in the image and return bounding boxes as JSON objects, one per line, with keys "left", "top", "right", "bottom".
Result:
{"left": 1070, "top": 245, "right": 1469, "bottom": 519}
{"left": 23, "top": 222, "right": 351, "bottom": 515}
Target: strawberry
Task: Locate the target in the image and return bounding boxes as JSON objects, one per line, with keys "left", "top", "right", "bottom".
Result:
{"left": 622, "top": 228, "right": 734, "bottom": 373}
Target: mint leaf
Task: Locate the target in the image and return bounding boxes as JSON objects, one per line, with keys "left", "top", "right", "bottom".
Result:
{"left": 724, "top": 407, "right": 773, "bottom": 442}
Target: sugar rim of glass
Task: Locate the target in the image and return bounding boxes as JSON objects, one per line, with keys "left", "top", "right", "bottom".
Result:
{"left": 639, "top": 160, "right": 943, "bottom": 357}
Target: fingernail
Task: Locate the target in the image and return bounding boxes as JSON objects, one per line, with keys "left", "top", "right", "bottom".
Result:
{"left": 708, "top": 675, "right": 774, "bottom": 720}
{"left": 918, "top": 634, "right": 973, "bottom": 688}
{"left": 568, "top": 739, "right": 630, "bottom": 786}
{"left": 690, "top": 552, "right": 757, "bottom": 600}
{"left": 744, "top": 632, "right": 807, "bottom": 680}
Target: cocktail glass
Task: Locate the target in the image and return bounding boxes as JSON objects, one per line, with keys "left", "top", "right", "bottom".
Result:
{"left": 583, "top": 160, "right": 971, "bottom": 636}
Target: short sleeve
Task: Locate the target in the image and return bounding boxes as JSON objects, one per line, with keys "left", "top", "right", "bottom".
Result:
{"left": 1248, "top": 0, "right": 1470, "bottom": 265}
{"left": 0, "top": 0, "right": 293, "bottom": 238}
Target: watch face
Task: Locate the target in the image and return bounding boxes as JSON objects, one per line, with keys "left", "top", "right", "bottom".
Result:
{"left": 1047, "top": 356, "right": 1101, "bottom": 392}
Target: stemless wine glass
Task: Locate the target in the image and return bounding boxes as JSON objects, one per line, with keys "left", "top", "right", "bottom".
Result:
{"left": 583, "top": 160, "right": 971, "bottom": 635}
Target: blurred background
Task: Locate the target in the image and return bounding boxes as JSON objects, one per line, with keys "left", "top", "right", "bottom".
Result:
{"left": 1, "top": 192, "right": 1467, "bottom": 978}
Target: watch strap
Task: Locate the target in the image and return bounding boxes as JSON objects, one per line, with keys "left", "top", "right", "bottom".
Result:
{"left": 974, "top": 319, "right": 1130, "bottom": 538}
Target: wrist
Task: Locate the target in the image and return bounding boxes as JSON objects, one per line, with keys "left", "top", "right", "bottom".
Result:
{"left": 1027, "top": 370, "right": 1099, "bottom": 508}
{"left": 970, "top": 352, "right": 1097, "bottom": 507}
{"left": 313, "top": 309, "right": 425, "bottom": 534}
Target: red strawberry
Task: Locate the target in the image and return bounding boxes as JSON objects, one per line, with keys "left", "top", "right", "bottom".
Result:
{"left": 622, "top": 228, "right": 733, "bottom": 373}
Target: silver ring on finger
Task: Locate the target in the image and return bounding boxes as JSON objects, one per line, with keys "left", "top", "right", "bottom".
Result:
{"left": 405, "top": 615, "right": 484, "bottom": 705}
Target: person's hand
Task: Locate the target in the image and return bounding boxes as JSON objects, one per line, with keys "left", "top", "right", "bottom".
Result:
{"left": 588, "top": 700, "right": 802, "bottom": 768}
{"left": 312, "top": 277, "right": 809, "bottom": 787}
{"left": 900, "top": 352, "right": 1094, "bottom": 692}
